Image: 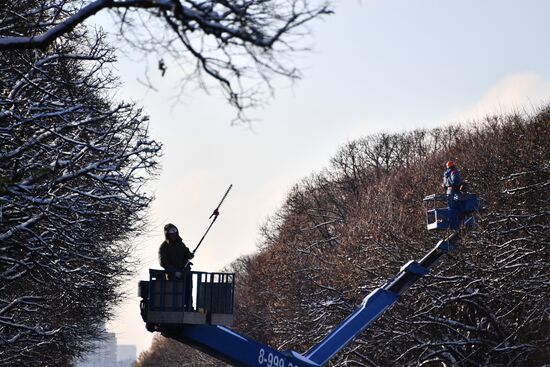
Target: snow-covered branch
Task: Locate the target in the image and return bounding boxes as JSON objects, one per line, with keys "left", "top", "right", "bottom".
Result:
{"left": 0, "top": 0, "right": 331, "bottom": 119}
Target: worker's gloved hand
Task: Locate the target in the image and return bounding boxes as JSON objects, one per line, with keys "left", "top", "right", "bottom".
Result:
{"left": 174, "top": 271, "right": 183, "bottom": 279}
{"left": 189, "top": 253, "right": 194, "bottom": 259}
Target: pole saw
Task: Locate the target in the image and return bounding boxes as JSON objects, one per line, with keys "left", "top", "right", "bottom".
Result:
{"left": 186, "top": 184, "right": 232, "bottom": 267}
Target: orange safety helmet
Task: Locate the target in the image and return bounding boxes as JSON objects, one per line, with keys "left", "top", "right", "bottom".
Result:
{"left": 446, "top": 160, "right": 455, "bottom": 169}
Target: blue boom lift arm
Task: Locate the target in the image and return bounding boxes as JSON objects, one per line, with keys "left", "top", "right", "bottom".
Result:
{"left": 141, "top": 193, "right": 480, "bottom": 366}
{"left": 142, "top": 215, "right": 473, "bottom": 367}
{"left": 303, "top": 228, "right": 463, "bottom": 365}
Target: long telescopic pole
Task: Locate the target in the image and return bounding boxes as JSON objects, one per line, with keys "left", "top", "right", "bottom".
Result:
{"left": 191, "top": 184, "right": 233, "bottom": 255}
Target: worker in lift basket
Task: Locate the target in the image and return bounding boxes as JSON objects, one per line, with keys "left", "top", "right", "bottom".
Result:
{"left": 159, "top": 223, "right": 194, "bottom": 309}
{"left": 442, "top": 161, "right": 464, "bottom": 229}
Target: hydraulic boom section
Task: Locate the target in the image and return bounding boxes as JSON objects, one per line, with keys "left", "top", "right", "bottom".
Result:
{"left": 304, "top": 228, "right": 463, "bottom": 365}
{"left": 139, "top": 207, "right": 478, "bottom": 366}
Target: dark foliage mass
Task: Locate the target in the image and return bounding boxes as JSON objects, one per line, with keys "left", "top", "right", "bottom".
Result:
{"left": 137, "top": 109, "right": 549, "bottom": 366}
{"left": 0, "top": 1, "right": 161, "bottom": 365}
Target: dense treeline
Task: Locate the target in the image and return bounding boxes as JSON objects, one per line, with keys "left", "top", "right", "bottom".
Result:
{"left": 0, "top": 2, "right": 161, "bottom": 365}
{"left": 234, "top": 109, "right": 549, "bottom": 366}
{"left": 136, "top": 109, "right": 549, "bottom": 366}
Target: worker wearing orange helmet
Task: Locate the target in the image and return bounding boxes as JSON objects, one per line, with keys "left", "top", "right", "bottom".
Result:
{"left": 443, "top": 161, "right": 463, "bottom": 194}
{"left": 443, "top": 161, "right": 464, "bottom": 229}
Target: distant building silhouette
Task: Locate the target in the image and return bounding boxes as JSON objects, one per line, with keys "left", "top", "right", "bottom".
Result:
{"left": 117, "top": 344, "right": 137, "bottom": 367}
{"left": 75, "top": 326, "right": 136, "bottom": 367}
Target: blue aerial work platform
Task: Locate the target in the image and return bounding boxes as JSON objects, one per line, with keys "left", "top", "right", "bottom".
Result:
{"left": 138, "top": 198, "right": 479, "bottom": 366}
{"left": 423, "top": 192, "right": 479, "bottom": 230}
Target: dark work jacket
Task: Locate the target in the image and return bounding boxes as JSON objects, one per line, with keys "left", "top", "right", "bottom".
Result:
{"left": 443, "top": 168, "right": 462, "bottom": 194}
{"left": 158, "top": 238, "right": 192, "bottom": 271}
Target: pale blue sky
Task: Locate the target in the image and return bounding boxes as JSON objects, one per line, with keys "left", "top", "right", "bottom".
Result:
{"left": 91, "top": 0, "right": 550, "bottom": 354}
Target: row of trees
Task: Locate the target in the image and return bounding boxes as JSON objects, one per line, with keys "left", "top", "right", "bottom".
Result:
{"left": 138, "top": 108, "right": 549, "bottom": 366}
{"left": 0, "top": 1, "right": 162, "bottom": 364}
{"left": 233, "top": 110, "right": 549, "bottom": 366}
